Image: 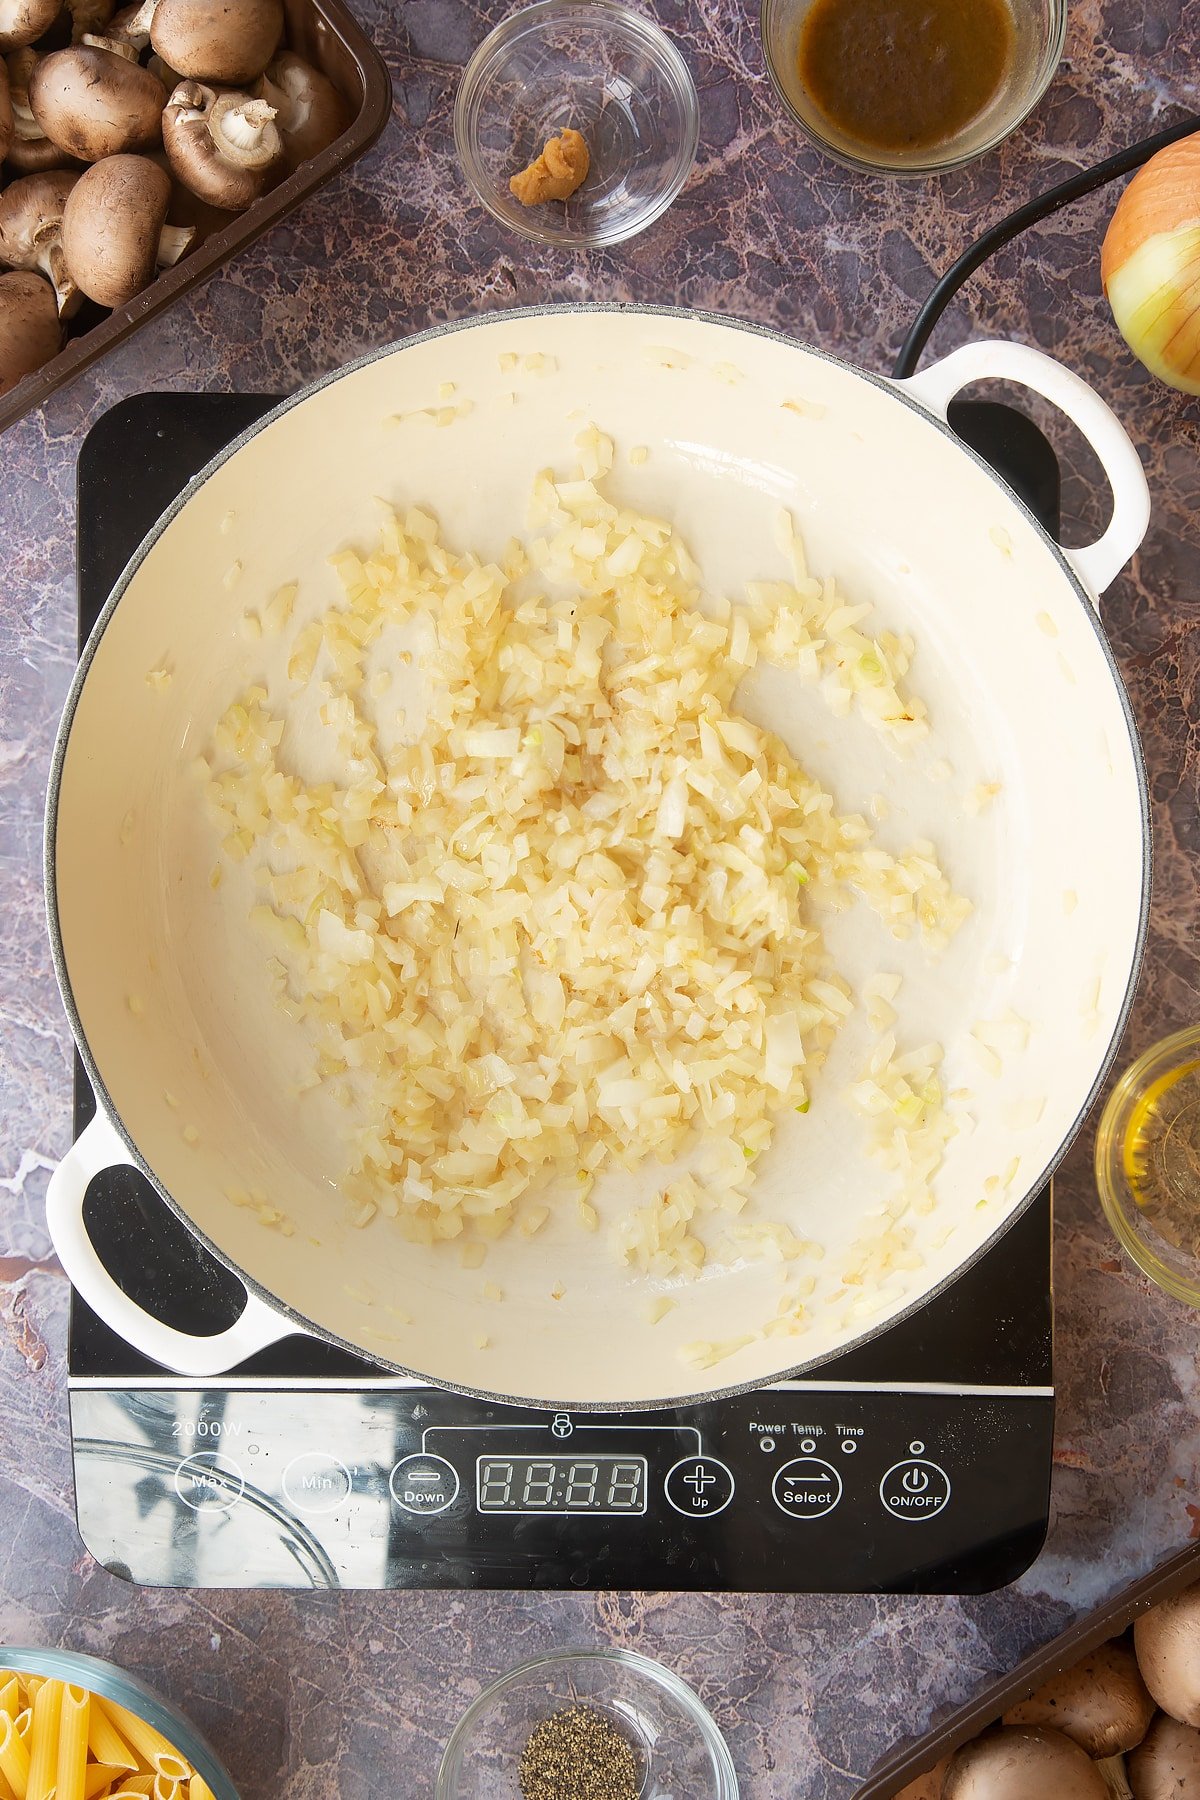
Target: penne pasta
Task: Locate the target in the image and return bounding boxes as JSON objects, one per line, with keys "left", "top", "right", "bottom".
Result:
{"left": 27, "top": 1678, "right": 63, "bottom": 1800}
{"left": 87, "top": 1704, "right": 137, "bottom": 1772}
{"left": 0, "top": 1707, "right": 31, "bottom": 1798}
{"left": 56, "top": 1685, "right": 91, "bottom": 1800}
{"left": 0, "top": 1670, "right": 219, "bottom": 1800}
{"left": 82, "top": 1762, "right": 123, "bottom": 1800}
{"left": 97, "top": 1702, "right": 188, "bottom": 1779}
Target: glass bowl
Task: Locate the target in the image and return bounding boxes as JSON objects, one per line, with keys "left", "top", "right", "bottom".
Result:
{"left": 454, "top": 0, "right": 699, "bottom": 246}
{"left": 760, "top": 0, "right": 1066, "bottom": 176}
{"left": 0, "top": 1647, "right": 240, "bottom": 1798}
{"left": 1095, "top": 1024, "right": 1200, "bottom": 1307}
{"left": 436, "top": 1647, "right": 739, "bottom": 1800}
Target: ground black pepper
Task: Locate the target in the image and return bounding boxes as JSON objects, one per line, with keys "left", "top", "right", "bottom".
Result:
{"left": 518, "top": 1704, "right": 641, "bottom": 1800}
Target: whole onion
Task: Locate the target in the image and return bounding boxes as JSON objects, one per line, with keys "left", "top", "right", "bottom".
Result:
{"left": 1101, "top": 132, "right": 1200, "bottom": 396}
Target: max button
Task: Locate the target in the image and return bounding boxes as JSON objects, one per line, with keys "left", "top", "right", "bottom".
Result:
{"left": 390, "top": 1453, "right": 460, "bottom": 1516}
{"left": 174, "top": 1452, "right": 244, "bottom": 1513}
{"left": 879, "top": 1458, "right": 951, "bottom": 1520}
{"left": 664, "top": 1456, "right": 735, "bottom": 1518}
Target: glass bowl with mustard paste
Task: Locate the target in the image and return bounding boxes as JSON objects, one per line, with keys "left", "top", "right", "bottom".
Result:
{"left": 761, "top": 0, "right": 1065, "bottom": 175}
{"left": 1096, "top": 1024, "right": 1200, "bottom": 1307}
{"left": 454, "top": 0, "right": 699, "bottom": 246}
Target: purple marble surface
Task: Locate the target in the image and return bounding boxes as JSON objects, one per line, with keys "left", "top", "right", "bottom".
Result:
{"left": 1, "top": 0, "right": 1199, "bottom": 1793}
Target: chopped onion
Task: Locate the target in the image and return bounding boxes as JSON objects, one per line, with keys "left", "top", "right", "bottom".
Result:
{"left": 203, "top": 431, "right": 969, "bottom": 1260}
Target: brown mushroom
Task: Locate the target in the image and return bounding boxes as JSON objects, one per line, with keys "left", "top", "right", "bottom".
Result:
{"left": 0, "top": 0, "right": 59, "bottom": 54}
{"left": 143, "top": 143, "right": 236, "bottom": 240}
{"left": 0, "top": 267, "right": 61, "bottom": 394}
{"left": 944, "top": 1725, "right": 1110, "bottom": 1799}
{"left": 139, "top": 0, "right": 283, "bottom": 84}
{"left": 60, "top": 151, "right": 193, "bottom": 304}
{"left": 67, "top": 0, "right": 116, "bottom": 38}
{"left": 1128, "top": 1714, "right": 1200, "bottom": 1798}
{"left": 1004, "top": 1641, "right": 1157, "bottom": 1759}
{"left": 144, "top": 49, "right": 177, "bottom": 86}
{"left": 1136, "top": 1587, "right": 1200, "bottom": 1727}
{"left": 0, "top": 52, "right": 11, "bottom": 162}
{"left": 162, "top": 79, "right": 281, "bottom": 209}
{"left": 29, "top": 43, "right": 166, "bottom": 161}
{"left": 255, "top": 50, "right": 348, "bottom": 169}
{"left": 102, "top": 0, "right": 150, "bottom": 46}
{"left": 895, "top": 1754, "right": 952, "bottom": 1798}
{"left": 4, "top": 50, "right": 73, "bottom": 172}
{"left": 0, "top": 169, "right": 81, "bottom": 313}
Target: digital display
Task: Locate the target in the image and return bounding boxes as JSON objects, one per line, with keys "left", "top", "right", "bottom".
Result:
{"left": 476, "top": 1455, "right": 647, "bottom": 1515}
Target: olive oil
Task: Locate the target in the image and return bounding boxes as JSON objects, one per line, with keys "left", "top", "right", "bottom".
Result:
{"left": 797, "top": 0, "right": 1015, "bottom": 155}
{"left": 1124, "top": 1059, "right": 1200, "bottom": 1256}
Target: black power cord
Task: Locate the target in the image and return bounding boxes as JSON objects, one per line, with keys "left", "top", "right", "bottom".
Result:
{"left": 892, "top": 111, "right": 1200, "bottom": 378}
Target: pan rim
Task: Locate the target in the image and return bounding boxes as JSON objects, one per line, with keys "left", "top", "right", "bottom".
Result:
{"left": 44, "top": 302, "right": 1152, "bottom": 1409}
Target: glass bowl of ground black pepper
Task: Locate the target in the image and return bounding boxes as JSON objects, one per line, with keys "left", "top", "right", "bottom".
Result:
{"left": 760, "top": 0, "right": 1066, "bottom": 175}
{"left": 436, "top": 1647, "right": 739, "bottom": 1800}
{"left": 1096, "top": 1024, "right": 1200, "bottom": 1307}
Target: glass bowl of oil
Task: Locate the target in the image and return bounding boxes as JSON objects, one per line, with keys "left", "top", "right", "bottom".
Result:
{"left": 1095, "top": 1025, "right": 1200, "bottom": 1307}
{"left": 760, "top": 0, "right": 1066, "bottom": 175}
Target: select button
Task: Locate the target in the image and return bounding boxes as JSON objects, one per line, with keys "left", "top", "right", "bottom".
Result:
{"left": 771, "top": 1457, "right": 843, "bottom": 1520}
{"left": 390, "top": 1452, "right": 460, "bottom": 1516}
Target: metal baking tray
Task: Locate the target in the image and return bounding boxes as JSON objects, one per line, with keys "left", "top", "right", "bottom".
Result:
{"left": 857, "top": 1539, "right": 1200, "bottom": 1796}
{"left": 0, "top": 0, "right": 391, "bottom": 434}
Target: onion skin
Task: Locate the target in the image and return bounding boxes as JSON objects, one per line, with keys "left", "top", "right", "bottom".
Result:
{"left": 1101, "top": 133, "right": 1200, "bottom": 396}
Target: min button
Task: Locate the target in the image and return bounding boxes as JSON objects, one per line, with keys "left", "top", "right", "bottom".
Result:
{"left": 282, "top": 1452, "right": 352, "bottom": 1515}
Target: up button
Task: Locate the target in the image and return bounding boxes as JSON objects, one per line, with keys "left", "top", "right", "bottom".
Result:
{"left": 879, "top": 1445, "right": 951, "bottom": 1521}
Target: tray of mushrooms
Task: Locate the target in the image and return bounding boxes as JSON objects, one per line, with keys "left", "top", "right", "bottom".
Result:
{"left": 0, "top": 0, "right": 389, "bottom": 424}
{"left": 858, "top": 1541, "right": 1200, "bottom": 1799}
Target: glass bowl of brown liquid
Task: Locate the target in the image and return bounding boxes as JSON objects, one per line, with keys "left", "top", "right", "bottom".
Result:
{"left": 761, "top": 0, "right": 1065, "bottom": 175}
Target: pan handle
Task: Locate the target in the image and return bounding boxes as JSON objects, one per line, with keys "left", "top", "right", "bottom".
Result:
{"left": 897, "top": 339, "right": 1151, "bottom": 602}
{"left": 46, "top": 1111, "right": 300, "bottom": 1376}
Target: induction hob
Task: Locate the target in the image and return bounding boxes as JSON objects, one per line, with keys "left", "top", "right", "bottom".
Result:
{"left": 66, "top": 391, "right": 1057, "bottom": 1592}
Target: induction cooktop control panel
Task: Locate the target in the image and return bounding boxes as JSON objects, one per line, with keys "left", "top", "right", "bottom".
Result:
{"left": 69, "top": 1379, "right": 1052, "bottom": 1592}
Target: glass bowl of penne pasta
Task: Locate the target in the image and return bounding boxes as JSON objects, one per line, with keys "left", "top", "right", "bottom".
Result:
{"left": 0, "top": 1651, "right": 239, "bottom": 1800}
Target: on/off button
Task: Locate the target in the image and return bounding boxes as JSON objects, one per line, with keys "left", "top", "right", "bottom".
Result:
{"left": 879, "top": 1457, "right": 951, "bottom": 1521}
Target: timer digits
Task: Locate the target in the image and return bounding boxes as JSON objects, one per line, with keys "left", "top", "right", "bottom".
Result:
{"left": 476, "top": 1454, "right": 647, "bottom": 1514}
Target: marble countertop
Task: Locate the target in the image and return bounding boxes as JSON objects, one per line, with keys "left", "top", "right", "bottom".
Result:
{"left": 1, "top": 0, "right": 1199, "bottom": 1793}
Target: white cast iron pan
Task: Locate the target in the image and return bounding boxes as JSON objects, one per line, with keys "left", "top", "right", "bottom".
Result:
{"left": 45, "top": 307, "right": 1151, "bottom": 1409}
